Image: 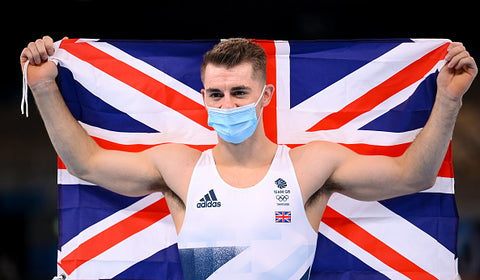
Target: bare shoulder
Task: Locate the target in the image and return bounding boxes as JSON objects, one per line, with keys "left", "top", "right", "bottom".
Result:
{"left": 290, "top": 140, "right": 350, "bottom": 165}
{"left": 146, "top": 143, "right": 202, "bottom": 171}
{"left": 145, "top": 143, "right": 202, "bottom": 201}
{"left": 147, "top": 143, "right": 202, "bottom": 159}
{"left": 289, "top": 141, "right": 351, "bottom": 202}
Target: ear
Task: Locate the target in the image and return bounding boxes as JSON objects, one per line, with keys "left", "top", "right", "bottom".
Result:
{"left": 260, "top": 84, "right": 275, "bottom": 107}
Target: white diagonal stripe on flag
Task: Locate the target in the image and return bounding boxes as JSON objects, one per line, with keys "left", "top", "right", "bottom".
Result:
{"left": 58, "top": 192, "right": 165, "bottom": 258}
{"left": 55, "top": 46, "right": 217, "bottom": 144}
{"left": 276, "top": 40, "right": 448, "bottom": 145}
{"left": 319, "top": 222, "right": 411, "bottom": 280}
{"left": 60, "top": 214, "right": 177, "bottom": 279}
{"left": 325, "top": 193, "right": 457, "bottom": 279}
{"left": 85, "top": 40, "right": 205, "bottom": 105}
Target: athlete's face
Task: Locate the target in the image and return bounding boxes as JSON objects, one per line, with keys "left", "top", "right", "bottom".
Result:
{"left": 201, "top": 62, "right": 272, "bottom": 114}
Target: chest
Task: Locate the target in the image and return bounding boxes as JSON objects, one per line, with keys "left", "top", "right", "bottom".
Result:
{"left": 215, "top": 164, "right": 271, "bottom": 189}
{"left": 179, "top": 155, "right": 308, "bottom": 242}
{"left": 180, "top": 181, "right": 308, "bottom": 248}
{"left": 176, "top": 148, "right": 319, "bottom": 278}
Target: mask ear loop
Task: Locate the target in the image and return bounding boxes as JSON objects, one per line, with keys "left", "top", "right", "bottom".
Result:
{"left": 254, "top": 85, "right": 267, "bottom": 107}
{"left": 21, "top": 55, "right": 60, "bottom": 117}
{"left": 253, "top": 85, "right": 267, "bottom": 121}
{"left": 21, "top": 60, "right": 30, "bottom": 117}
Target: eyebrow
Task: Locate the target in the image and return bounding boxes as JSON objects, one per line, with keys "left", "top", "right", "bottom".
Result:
{"left": 205, "top": 86, "right": 251, "bottom": 93}
{"left": 231, "top": 86, "right": 251, "bottom": 92}
{"left": 205, "top": 88, "right": 222, "bottom": 94}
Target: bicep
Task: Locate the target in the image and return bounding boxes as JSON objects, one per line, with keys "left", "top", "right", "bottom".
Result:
{"left": 76, "top": 147, "right": 165, "bottom": 197}
{"left": 330, "top": 151, "right": 407, "bottom": 201}
{"left": 294, "top": 141, "right": 412, "bottom": 203}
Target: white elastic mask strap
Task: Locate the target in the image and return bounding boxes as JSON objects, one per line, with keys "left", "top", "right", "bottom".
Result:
{"left": 21, "top": 56, "right": 60, "bottom": 117}
{"left": 254, "top": 85, "right": 267, "bottom": 107}
{"left": 21, "top": 60, "right": 30, "bottom": 117}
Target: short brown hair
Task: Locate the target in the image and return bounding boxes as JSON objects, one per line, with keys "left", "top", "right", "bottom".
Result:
{"left": 201, "top": 38, "right": 267, "bottom": 83}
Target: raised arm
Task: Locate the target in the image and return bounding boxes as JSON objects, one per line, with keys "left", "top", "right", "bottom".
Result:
{"left": 20, "top": 36, "right": 198, "bottom": 199}
{"left": 297, "top": 42, "right": 477, "bottom": 202}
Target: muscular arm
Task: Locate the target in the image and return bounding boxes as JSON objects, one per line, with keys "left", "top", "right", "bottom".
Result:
{"left": 333, "top": 92, "right": 462, "bottom": 200}
{"left": 21, "top": 36, "right": 197, "bottom": 199}
{"left": 33, "top": 80, "right": 167, "bottom": 196}
{"left": 297, "top": 42, "right": 477, "bottom": 203}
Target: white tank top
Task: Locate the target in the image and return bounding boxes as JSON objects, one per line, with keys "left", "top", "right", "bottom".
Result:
{"left": 177, "top": 145, "right": 318, "bottom": 280}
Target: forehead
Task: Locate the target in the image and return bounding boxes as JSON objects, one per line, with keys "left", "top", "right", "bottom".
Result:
{"left": 203, "top": 62, "right": 258, "bottom": 88}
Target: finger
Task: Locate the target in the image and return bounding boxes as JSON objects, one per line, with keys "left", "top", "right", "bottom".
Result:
{"left": 447, "top": 42, "right": 463, "bottom": 50}
{"left": 455, "top": 56, "right": 477, "bottom": 72}
{"left": 448, "top": 51, "right": 470, "bottom": 68}
{"left": 35, "top": 38, "right": 49, "bottom": 61}
{"left": 27, "top": 41, "right": 41, "bottom": 65}
{"left": 20, "top": 47, "right": 32, "bottom": 66}
{"left": 42, "top": 35, "right": 55, "bottom": 56}
{"left": 445, "top": 42, "right": 466, "bottom": 61}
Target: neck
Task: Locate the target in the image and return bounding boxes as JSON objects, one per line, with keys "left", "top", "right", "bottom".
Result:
{"left": 212, "top": 122, "right": 277, "bottom": 166}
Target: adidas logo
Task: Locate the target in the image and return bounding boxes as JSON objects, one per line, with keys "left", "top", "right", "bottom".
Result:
{"left": 196, "top": 189, "right": 222, "bottom": 208}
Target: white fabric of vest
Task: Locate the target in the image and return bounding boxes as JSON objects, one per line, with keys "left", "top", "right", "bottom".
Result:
{"left": 177, "top": 145, "right": 318, "bottom": 280}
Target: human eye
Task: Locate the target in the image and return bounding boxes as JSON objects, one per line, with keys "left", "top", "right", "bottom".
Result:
{"left": 208, "top": 90, "right": 224, "bottom": 100}
{"left": 232, "top": 90, "right": 247, "bottom": 97}
{"left": 231, "top": 87, "right": 250, "bottom": 98}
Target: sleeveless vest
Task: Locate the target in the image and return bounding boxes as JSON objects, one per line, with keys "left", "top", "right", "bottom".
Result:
{"left": 177, "top": 145, "right": 317, "bottom": 280}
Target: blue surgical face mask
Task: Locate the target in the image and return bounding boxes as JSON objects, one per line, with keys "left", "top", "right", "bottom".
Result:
{"left": 206, "top": 86, "right": 266, "bottom": 144}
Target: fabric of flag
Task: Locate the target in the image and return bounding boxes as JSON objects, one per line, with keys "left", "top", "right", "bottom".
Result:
{"left": 275, "top": 211, "right": 292, "bottom": 223}
{"left": 51, "top": 38, "right": 458, "bottom": 279}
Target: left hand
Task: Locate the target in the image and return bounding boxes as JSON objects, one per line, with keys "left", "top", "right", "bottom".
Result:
{"left": 437, "top": 42, "right": 478, "bottom": 102}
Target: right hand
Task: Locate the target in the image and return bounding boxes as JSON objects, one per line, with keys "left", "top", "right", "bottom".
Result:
{"left": 20, "top": 35, "right": 58, "bottom": 90}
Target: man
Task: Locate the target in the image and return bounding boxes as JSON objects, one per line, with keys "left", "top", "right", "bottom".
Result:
{"left": 21, "top": 36, "right": 476, "bottom": 279}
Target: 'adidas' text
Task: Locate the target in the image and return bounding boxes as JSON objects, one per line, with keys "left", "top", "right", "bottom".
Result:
{"left": 196, "top": 189, "right": 222, "bottom": 208}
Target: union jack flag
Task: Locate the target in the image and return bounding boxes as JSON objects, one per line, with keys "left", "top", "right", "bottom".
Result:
{"left": 51, "top": 38, "right": 458, "bottom": 279}
{"left": 275, "top": 211, "right": 292, "bottom": 223}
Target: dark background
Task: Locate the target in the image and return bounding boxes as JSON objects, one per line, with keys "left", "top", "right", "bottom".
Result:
{"left": 2, "top": 0, "right": 479, "bottom": 279}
